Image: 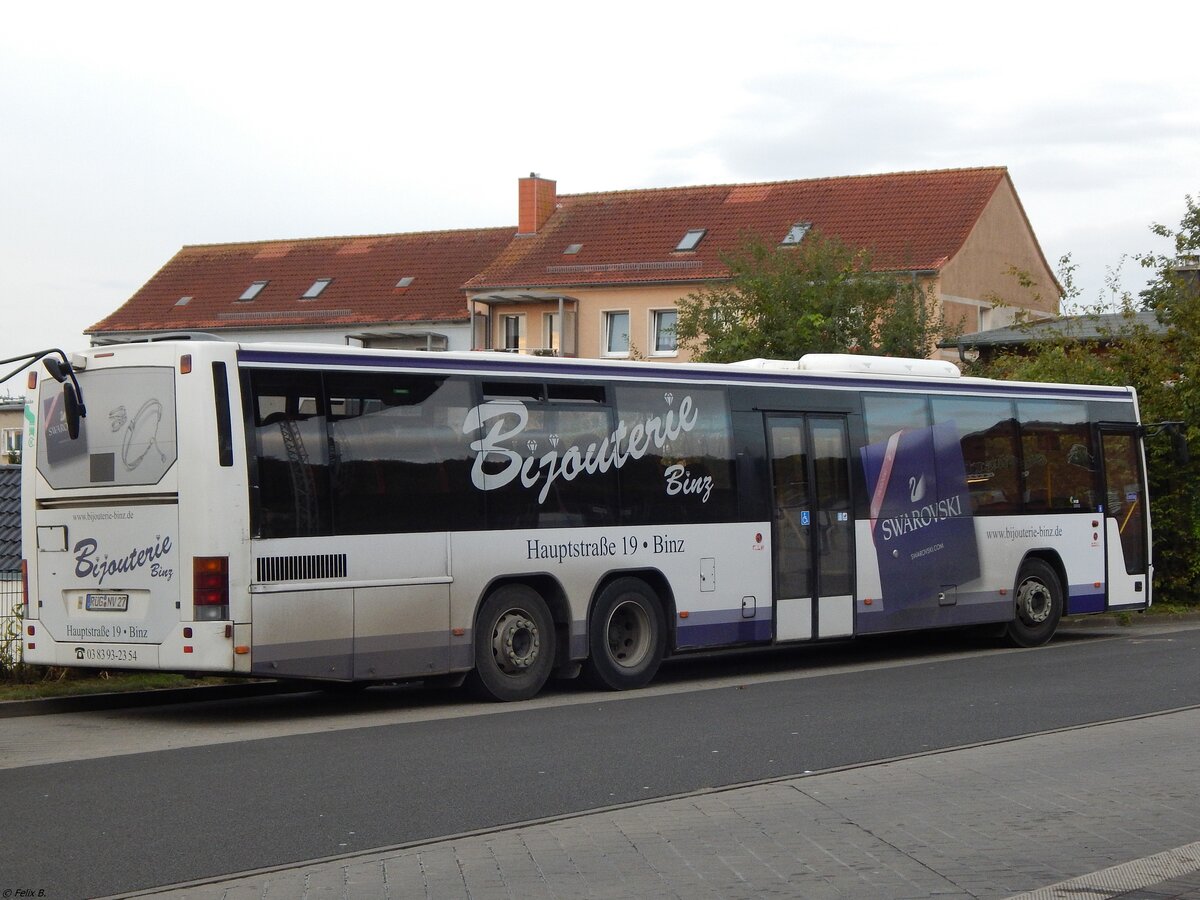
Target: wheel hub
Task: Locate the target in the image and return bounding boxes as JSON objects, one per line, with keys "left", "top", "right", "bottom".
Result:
{"left": 1017, "top": 579, "right": 1052, "bottom": 625}
{"left": 492, "top": 610, "right": 540, "bottom": 674}
{"left": 606, "top": 599, "right": 652, "bottom": 668}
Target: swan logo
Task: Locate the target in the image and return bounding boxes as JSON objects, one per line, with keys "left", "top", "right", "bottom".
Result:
{"left": 909, "top": 474, "right": 926, "bottom": 503}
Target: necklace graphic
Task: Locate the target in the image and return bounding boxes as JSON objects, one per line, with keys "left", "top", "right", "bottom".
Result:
{"left": 109, "top": 399, "right": 167, "bottom": 471}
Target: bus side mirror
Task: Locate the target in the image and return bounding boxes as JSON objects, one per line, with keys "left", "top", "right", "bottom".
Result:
{"left": 1143, "top": 421, "right": 1189, "bottom": 467}
{"left": 63, "top": 382, "right": 83, "bottom": 440}
{"left": 41, "top": 353, "right": 87, "bottom": 440}
{"left": 44, "top": 356, "right": 70, "bottom": 383}
{"left": 1171, "top": 428, "right": 1190, "bottom": 466}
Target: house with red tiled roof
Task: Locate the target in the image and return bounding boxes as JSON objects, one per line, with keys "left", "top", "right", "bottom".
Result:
{"left": 466, "top": 168, "right": 1059, "bottom": 360}
{"left": 91, "top": 167, "right": 1057, "bottom": 361}
{"left": 88, "top": 227, "right": 517, "bottom": 350}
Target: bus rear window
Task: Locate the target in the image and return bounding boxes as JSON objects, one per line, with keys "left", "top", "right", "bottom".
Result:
{"left": 36, "top": 367, "right": 178, "bottom": 490}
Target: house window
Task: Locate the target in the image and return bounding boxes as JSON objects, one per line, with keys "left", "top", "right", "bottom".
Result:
{"left": 543, "top": 312, "right": 560, "bottom": 353}
{"left": 395, "top": 276, "right": 415, "bottom": 288}
{"left": 675, "top": 229, "right": 706, "bottom": 252}
{"left": 302, "top": 278, "right": 332, "bottom": 299}
{"left": 502, "top": 314, "right": 523, "bottom": 350}
{"left": 2, "top": 427, "right": 20, "bottom": 461}
{"left": 239, "top": 280, "right": 268, "bottom": 301}
{"left": 979, "top": 306, "right": 993, "bottom": 332}
{"left": 652, "top": 309, "right": 678, "bottom": 355}
{"left": 780, "top": 222, "right": 811, "bottom": 245}
{"left": 603, "top": 311, "right": 630, "bottom": 357}
{"left": 563, "top": 243, "right": 582, "bottom": 255}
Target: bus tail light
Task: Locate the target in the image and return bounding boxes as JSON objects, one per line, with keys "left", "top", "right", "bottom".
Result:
{"left": 20, "top": 559, "right": 28, "bottom": 608}
{"left": 193, "top": 556, "right": 229, "bottom": 621}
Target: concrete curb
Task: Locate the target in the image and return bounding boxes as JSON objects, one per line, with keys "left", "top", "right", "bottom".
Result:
{"left": 1061, "top": 609, "right": 1200, "bottom": 628}
{"left": 0, "top": 678, "right": 299, "bottom": 718}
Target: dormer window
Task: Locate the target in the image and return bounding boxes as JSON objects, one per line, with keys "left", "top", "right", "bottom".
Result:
{"left": 675, "top": 229, "right": 706, "bottom": 252}
{"left": 238, "top": 280, "right": 268, "bottom": 301}
{"left": 781, "top": 222, "right": 812, "bottom": 245}
{"left": 395, "top": 276, "right": 415, "bottom": 288}
{"left": 302, "top": 277, "right": 332, "bottom": 299}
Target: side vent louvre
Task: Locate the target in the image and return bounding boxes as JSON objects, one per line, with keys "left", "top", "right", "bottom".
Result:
{"left": 256, "top": 553, "right": 348, "bottom": 583}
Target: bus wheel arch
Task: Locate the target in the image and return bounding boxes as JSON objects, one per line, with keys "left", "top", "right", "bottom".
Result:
{"left": 1007, "top": 553, "right": 1065, "bottom": 648}
{"left": 583, "top": 571, "right": 672, "bottom": 691}
{"left": 467, "top": 581, "right": 558, "bottom": 702}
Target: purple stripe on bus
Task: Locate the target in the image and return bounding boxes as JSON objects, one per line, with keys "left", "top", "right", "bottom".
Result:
{"left": 1067, "top": 588, "right": 1107, "bottom": 615}
{"left": 676, "top": 618, "right": 774, "bottom": 649}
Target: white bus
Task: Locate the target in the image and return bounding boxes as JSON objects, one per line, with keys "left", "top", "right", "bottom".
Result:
{"left": 13, "top": 340, "right": 1163, "bottom": 701}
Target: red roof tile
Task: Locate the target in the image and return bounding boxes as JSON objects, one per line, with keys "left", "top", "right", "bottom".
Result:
{"left": 466, "top": 167, "right": 1008, "bottom": 291}
{"left": 89, "top": 227, "right": 517, "bottom": 334}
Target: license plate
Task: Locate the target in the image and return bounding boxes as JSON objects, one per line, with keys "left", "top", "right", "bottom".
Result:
{"left": 86, "top": 593, "right": 129, "bottom": 612}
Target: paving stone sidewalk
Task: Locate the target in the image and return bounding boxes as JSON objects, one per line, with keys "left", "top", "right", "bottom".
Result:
{"left": 135, "top": 707, "right": 1200, "bottom": 900}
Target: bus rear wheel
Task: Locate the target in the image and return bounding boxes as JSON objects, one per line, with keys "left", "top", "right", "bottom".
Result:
{"left": 584, "top": 577, "right": 666, "bottom": 691}
{"left": 468, "top": 585, "right": 556, "bottom": 702}
{"left": 1006, "top": 558, "right": 1063, "bottom": 648}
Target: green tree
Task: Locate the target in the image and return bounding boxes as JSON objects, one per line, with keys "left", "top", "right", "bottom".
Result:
{"left": 974, "top": 199, "right": 1200, "bottom": 602}
{"left": 1138, "top": 196, "right": 1200, "bottom": 599}
{"left": 674, "top": 233, "right": 951, "bottom": 363}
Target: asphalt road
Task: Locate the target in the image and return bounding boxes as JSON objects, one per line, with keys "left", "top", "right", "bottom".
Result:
{"left": 4, "top": 623, "right": 1199, "bottom": 899}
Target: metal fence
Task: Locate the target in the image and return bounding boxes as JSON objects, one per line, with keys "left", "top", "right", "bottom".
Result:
{"left": 1, "top": 570, "right": 21, "bottom": 675}
{"left": 1, "top": 462, "right": 19, "bottom": 674}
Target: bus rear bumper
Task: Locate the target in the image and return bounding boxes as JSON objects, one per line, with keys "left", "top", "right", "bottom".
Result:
{"left": 22, "top": 621, "right": 237, "bottom": 672}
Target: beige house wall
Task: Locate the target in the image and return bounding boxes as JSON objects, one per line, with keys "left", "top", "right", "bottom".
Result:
{"left": 939, "top": 179, "right": 1060, "bottom": 334}
{"left": 479, "top": 270, "right": 1005, "bottom": 363}
{"left": 475, "top": 284, "right": 698, "bottom": 361}
{"left": 576, "top": 284, "right": 695, "bottom": 361}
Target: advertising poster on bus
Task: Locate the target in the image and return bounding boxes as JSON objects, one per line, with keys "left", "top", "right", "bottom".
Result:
{"left": 861, "top": 421, "right": 980, "bottom": 608}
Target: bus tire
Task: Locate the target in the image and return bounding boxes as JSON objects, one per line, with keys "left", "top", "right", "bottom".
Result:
{"left": 584, "top": 577, "right": 666, "bottom": 691}
{"left": 467, "top": 584, "right": 556, "bottom": 702}
{"left": 1006, "top": 558, "right": 1063, "bottom": 648}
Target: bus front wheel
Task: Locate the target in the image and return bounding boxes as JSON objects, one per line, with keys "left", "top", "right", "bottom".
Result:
{"left": 1007, "top": 559, "right": 1063, "bottom": 648}
{"left": 468, "top": 585, "right": 556, "bottom": 702}
{"left": 584, "top": 577, "right": 666, "bottom": 691}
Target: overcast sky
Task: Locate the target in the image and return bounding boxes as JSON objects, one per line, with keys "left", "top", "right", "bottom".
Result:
{"left": 2, "top": 1, "right": 1196, "bottom": 383}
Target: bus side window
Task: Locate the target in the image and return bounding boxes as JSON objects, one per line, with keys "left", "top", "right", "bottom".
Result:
{"left": 325, "top": 372, "right": 478, "bottom": 535}
{"left": 245, "top": 369, "right": 332, "bottom": 538}
{"left": 482, "top": 400, "right": 619, "bottom": 530}
{"left": 1017, "top": 400, "right": 1096, "bottom": 513}
{"left": 862, "top": 394, "right": 930, "bottom": 445}
{"left": 613, "top": 384, "right": 736, "bottom": 526}
{"left": 931, "top": 397, "right": 1020, "bottom": 515}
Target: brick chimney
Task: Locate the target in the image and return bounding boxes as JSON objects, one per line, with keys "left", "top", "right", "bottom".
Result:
{"left": 518, "top": 173, "right": 557, "bottom": 234}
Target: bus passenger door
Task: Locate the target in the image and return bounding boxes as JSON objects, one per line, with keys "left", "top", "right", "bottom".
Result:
{"left": 767, "top": 415, "right": 855, "bottom": 641}
{"left": 1098, "top": 425, "right": 1150, "bottom": 608}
